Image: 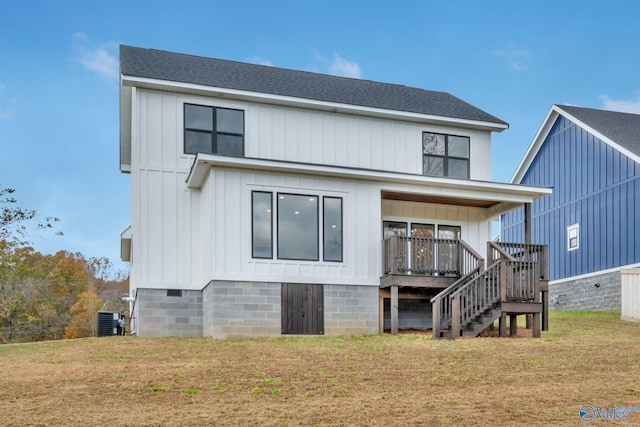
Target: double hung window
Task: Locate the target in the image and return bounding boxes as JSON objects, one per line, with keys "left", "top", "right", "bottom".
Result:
{"left": 567, "top": 224, "right": 579, "bottom": 251}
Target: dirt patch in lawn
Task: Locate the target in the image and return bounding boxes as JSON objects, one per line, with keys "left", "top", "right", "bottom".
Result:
{"left": 1, "top": 312, "right": 639, "bottom": 426}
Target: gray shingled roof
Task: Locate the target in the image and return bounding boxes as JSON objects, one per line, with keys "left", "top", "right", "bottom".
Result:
{"left": 557, "top": 105, "right": 640, "bottom": 157}
{"left": 120, "top": 45, "right": 507, "bottom": 127}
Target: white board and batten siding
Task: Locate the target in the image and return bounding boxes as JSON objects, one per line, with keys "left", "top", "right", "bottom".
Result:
{"left": 129, "top": 88, "right": 495, "bottom": 290}
{"left": 202, "top": 168, "right": 383, "bottom": 286}
{"left": 381, "top": 199, "right": 491, "bottom": 253}
{"left": 248, "top": 101, "right": 492, "bottom": 181}
{"left": 133, "top": 89, "right": 494, "bottom": 178}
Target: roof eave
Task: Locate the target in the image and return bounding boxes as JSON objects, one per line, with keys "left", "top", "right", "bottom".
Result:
{"left": 511, "top": 104, "right": 640, "bottom": 184}
{"left": 510, "top": 105, "right": 560, "bottom": 183}
{"left": 187, "top": 155, "right": 551, "bottom": 209}
{"left": 121, "top": 75, "right": 509, "bottom": 132}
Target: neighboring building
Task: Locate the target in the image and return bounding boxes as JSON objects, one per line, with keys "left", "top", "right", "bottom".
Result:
{"left": 502, "top": 105, "right": 640, "bottom": 311}
{"left": 119, "top": 46, "right": 550, "bottom": 338}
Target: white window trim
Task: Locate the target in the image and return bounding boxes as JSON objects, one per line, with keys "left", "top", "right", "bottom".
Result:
{"left": 567, "top": 223, "right": 579, "bottom": 251}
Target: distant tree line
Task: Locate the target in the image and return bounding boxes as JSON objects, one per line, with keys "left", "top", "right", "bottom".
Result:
{"left": 0, "top": 186, "right": 128, "bottom": 343}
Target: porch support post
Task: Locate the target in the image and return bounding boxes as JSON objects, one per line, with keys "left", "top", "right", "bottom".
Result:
{"left": 509, "top": 314, "right": 518, "bottom": 336}
{"left": 390, "top": 285, "right": 398, "bottom": 335}
{"left": 499, "top": 313, "right": 507, "bottom": 338}
{"left": 542, "top": 291, "right": 549, "bottom": 331}
{"left": 378, "top": 293, "right": 384, "bottom": 334}
{"left": 524, "top": 202, "right": 532, "bottom": 244}
{"left": 532, "top": 313, "right": 541, "bottom": 338}
{"left": 541, "top": 245, "right": 549, "bottom": 331}
{"left": 524, "top": 202, "right": 532, "bottom": 330}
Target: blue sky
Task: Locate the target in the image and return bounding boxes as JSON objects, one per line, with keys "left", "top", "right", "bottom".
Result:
{"left": 1, "top": 1, "right": 639, "bottom": 274}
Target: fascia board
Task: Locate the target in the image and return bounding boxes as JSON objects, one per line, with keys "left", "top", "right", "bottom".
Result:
{"left": 121, "top": 75, "right": 509, "bottom": 132}
{"left": 119, "top": 83, "right": 133, "bottom": 172}
{"left": 187, "top": 154, "right": 552, "bottom": 203}
{"left": 511, "top": 104, "right": 640, "bottom": 184}
{"left": 510, "top": 106, "right": 559, "bottom": 184}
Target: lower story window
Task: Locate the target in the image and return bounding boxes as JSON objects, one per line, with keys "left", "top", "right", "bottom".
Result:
{"left": 567, "top": 223, "right": 579, "bottom": 251}
{"left": 278, "top": 194, "right": 319, "bottom": 261}
{"left": 251, "top": 191, "right": 343, "bottom": 262}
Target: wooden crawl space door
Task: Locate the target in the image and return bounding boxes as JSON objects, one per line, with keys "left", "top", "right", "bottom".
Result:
{"left": 281, "top": 283, "right": 324, "bottom": 335}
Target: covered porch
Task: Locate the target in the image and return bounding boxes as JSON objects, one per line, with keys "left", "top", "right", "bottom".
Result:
{"left": 378, "top": 185, "right": 551, "bottom": 338}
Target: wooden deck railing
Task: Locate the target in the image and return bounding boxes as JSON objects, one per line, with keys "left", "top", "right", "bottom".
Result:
{"left": 382, "top": 236, "right": 484, "bottom": 277}
{"left": 488, "top": 241, "right": 548, "bottom": 280}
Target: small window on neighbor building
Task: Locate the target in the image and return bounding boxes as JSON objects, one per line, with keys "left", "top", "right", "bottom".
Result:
{"left": 567, "top": 224, "right": 579, "bottom": 251}
{"left": 167, "top": 289, "right": 183, "bottom": 297}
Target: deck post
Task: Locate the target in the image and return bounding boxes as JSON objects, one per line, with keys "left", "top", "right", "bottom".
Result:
{"left": 499, "top": 313, "right": 507, "bottom": 337}
{"left": 451, "top": 295, "right": 460, "bottom": 339}
{"left": 432, "top": 299, "right": 441, "bottom": 339}
{"left": 542, "top": 291, "right": 549, "bottom": 331}
{"left": 378, "top": 293, "right": 384, "bottom": 334}
{"left": 532, "top": 313, "right": 541, "bottom": 338}
{"left": 390, "top": 285, "right": 398, "bottom": 335}
{"left": 524, "top": 203, "right": 532, "bottom": 331}
{"left": 541, "top": 245, "right": 549, "bottom": 331}
{"left": 509, "top": 314, "right": 518, "bottom": 336}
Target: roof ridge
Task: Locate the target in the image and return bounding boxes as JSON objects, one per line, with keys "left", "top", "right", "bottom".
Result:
{"left": 121, "top": 45, "right": 451, "bottom": 96}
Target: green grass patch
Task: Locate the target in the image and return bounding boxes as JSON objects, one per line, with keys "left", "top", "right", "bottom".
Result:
{"left": 148, "top": 385, "right": 170, "bottom": 392}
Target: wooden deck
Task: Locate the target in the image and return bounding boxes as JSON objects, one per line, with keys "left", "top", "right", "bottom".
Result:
{"left": 380, "top": 237, "right": 550, "bottom": 339}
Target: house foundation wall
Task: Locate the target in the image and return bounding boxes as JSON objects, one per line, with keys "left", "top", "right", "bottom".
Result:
{"left": 203, "top": 281, "right": 282, "bottom": 338}
{"left": 135, "top": 282, "right": 380, "bottom": 338}
{"left": 324, "top": 284, "right": 379, "bottom": 336}
{"left": 549, "top": 270, "right": 621, "bottom": 311}
{"left": 136, "top": 288, "right": 203, "bottom": 337}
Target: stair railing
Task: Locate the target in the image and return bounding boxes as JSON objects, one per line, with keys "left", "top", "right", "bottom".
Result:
{"left": 449, "top": 261, "right": 502, "bottom": 337}
{"left": 431, "top": 266, "right": 482, "bottom": 337}
{"left": 437, "top": 256, "right": 543, "bottom": 338}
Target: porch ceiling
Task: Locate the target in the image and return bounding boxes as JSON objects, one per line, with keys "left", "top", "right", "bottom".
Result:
{"left": 382, "top": 190, "right": 498, "bottom": 208}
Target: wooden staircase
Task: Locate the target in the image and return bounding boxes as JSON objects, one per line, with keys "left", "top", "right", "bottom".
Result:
{"left": 431, "top": 242, "right": 548, "bottom": 339}
{"left": 462, "top": 306, "right": 501, "bottom": 337}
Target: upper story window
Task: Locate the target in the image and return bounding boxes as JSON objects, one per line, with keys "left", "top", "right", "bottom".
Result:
{"left": 422, "top": 132, "right": 470, "bottom": 179}
{"left": 184, "top": 103, "right": 244, "bottom": 156}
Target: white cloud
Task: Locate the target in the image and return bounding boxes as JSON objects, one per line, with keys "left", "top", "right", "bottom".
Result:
{"left": 72, "top": 33, "right": 118, "bottom": 82}
{"left": 249, "top": 57, "right": 273, "bottom": 67}
{"left": 493, "top": 44, "right": 531, "bottom": 71}
{"left": 329, "top": 53, "right": 362, "bottom": 79}
{"left": 599, "top": 94, "right": 640, "bottom": 114}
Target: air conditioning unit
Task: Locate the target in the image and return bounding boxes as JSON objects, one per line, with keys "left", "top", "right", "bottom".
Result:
{"left": 97, "top": 311, "right": 120, "bottom": 337}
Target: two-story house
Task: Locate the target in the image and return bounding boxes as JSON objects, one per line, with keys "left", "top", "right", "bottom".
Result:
{"left": 502, "top": 105, "right": 640, "bottom": 312}
{"left": 119, "top": 46, "right": 551, "bottom": 338}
